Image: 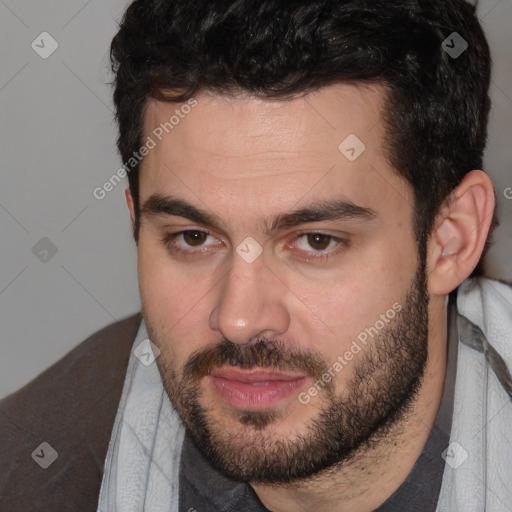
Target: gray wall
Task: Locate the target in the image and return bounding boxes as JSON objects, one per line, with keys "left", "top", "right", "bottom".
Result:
{"left": 1, "top": 0, "right": 511, "bottom": 398}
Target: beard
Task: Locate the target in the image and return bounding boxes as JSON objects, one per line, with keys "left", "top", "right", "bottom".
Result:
{"left": 147, "top": 258, "right": 429, "bottom": 484}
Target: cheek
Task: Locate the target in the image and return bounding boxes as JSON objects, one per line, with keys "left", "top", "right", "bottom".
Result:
{"left": 138, "top": 241, "right": 173, "bottom": 310}
{"left": 289, "top": 238, "right": 416, "bottom": 363}
{"left": 137, "top": 238, "right": 218, "bottom": 361}
{"left": 138, "top": 244, "right": 191, "bottom": 359}
{"left": 138, "top": 236, "right": 205, "bottom": 315}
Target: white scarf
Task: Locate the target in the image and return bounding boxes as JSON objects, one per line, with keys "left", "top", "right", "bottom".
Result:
{"left": 96, "top": 320, "right": 184, "bottom": 511}
{"left": 436, "top": 278, "right": 512, "bottom": 511}
{"left": 97, "top": 277, "right": 512, "bottom": 512}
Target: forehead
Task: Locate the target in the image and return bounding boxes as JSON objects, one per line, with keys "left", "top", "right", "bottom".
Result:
{"left": 139, "top": 83, "right": 413, "bottom": 228}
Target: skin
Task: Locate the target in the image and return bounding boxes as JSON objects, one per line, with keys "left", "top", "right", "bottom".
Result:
{"left": 125, "top": 83, "right": 495, "bottom": 512}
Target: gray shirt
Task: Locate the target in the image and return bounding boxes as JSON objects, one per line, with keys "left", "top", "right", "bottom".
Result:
{"left": 179, "top": 292, "right": 458, "bottom": 511}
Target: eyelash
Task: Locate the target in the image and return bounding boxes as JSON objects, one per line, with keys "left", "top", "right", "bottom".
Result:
{"left": 160, "top": 229, "right": 348, "bottom": 262}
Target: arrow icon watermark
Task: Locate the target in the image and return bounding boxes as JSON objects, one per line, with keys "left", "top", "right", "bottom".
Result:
{"left": 338, "top": 134, "right": 366, "bottom": 162}
{"left": 31, "top": 32, "right": 59, "bottom": 59}
{"left": 31, "top": 442, "right": 58, "bottom": 469}
{"left": 236, "top": 236, "right": 263, "bottom": 263}
{"left": 32, "top": 237, "right": 58, "bottom": 262}
{"left": 442, "top": 32, "right": 468, "bottom": 59}
{"left": 134, "top": 338, "right": 161, "bottom": 366}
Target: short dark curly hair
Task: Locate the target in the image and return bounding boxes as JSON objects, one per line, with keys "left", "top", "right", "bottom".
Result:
{"left": 110, "top": 0, "right": 497, "bottom": 276}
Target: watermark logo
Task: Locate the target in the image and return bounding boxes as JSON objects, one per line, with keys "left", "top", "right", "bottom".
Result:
{"left": 31, "top": 32, "right": 58, "bottom": 59}
{"left": 93, "top": 98, "right": 198, "bottom": 200}
{"left": 338, "top": 134, "right": 366, "bottom": 162}
{"left": 442, "top": 32, "right": 468, "bottom": 59}
{"left": 32, "top": 237, "right": 58, "bottom": 263}
{"left": 442, "top": 442, "right": 468, "bottom": 469}
{"left": 31, "top": 442, "right": 58, "bottom": 469}
{"left": 236, "top": 237, "right": 263, "bottom": 263}
{"left": 134, "top": 338, "right": 161, "bottom": 366}
{"left": 298, "top": 302, "right": 402, "bottom": 404}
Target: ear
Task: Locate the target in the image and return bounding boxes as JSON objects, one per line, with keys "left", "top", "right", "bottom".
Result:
{"left": 427, "top": 170, "right": 496, "bottom": 295}
{"left": 125, "top": 188, "right": 136, "bottom": 224}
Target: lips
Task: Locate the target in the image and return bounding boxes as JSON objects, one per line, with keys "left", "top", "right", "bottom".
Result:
{"left": 207, "top": 367, "right": 308, "bottom": 410}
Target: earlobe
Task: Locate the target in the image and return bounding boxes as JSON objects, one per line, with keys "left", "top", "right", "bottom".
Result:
{"left": 427, "top": 170, "right": 495, "bottom": 295}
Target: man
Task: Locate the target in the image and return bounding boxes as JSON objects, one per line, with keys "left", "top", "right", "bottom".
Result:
{"left": 1, "top": 0, "right": 511, "bottom": 510}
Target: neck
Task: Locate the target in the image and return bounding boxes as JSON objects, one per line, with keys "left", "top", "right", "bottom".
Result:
{"left": 251, "top": 296, "right": 448, "bottom": 512}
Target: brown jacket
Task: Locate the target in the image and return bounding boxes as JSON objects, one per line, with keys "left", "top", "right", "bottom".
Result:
{"left": 0, "top": 313, "right": 141, "bottom": 512}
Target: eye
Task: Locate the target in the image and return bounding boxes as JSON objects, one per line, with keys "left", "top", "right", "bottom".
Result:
{"left": 297, "top": 233, "right": 336, "bottom": 251}
{"left": 178, "top": 230, "right": 210, "bottom": 247}
{"left": 291, "top": 232, "right": 348, "bottom": 261}
{"left": 161, "top": 229, "right": 222, "bottom": 256}
{"left": 161, "top": 229, "right": 348, "bottom": 263}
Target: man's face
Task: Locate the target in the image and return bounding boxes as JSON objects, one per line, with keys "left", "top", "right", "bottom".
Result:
{"left": 133, "top": 84, "right": 429, "bottom": 482}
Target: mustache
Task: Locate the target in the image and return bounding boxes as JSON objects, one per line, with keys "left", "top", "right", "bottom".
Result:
{"left": 183, "top": 338, "right": 329, "bottom": 382}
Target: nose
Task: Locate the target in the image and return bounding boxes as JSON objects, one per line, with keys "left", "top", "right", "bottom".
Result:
{"left": 208, "top": 252, "right": 290, "bottom": 345}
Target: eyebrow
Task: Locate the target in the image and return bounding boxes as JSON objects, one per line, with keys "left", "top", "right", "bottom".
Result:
{"left": 141, "top": 193, "right": 378, "bottom": 234}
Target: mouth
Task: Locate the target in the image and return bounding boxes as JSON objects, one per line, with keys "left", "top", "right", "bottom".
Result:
{"left": 207, "top": 367, "right": 309, "bottom": 411}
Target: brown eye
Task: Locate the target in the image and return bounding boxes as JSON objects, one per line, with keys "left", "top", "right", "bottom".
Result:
{"left": 306, "top": 233, "right": 332, "bottom": 251}
{"left": 290, "top": 232, "right": 348, "bottom": 262}
{"left": 182, "top": 230, "right": 208, "bottom": 246}
{"left": 161, "top": 229, "right": 224, "bottom": 258}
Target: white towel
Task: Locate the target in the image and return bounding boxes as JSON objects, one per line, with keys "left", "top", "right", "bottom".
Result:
{"left": 436, "top": 278, "right": 512, "bottom": 511}
{"left": 97, "top": 321, "right": 184, "bottom": 512}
